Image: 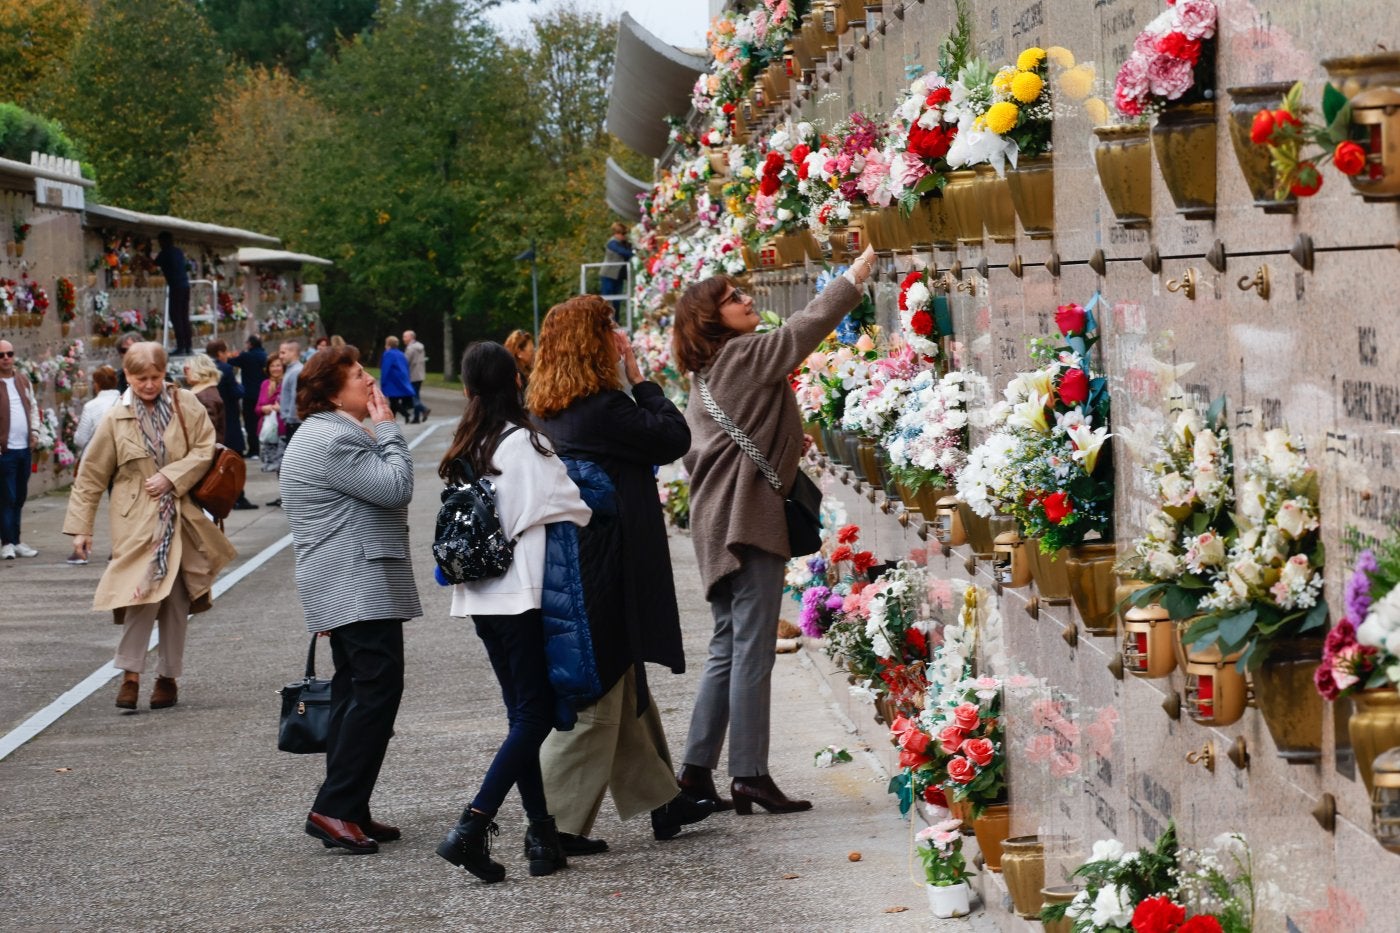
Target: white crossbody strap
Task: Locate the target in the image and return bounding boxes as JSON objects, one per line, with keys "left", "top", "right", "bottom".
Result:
{"left": 696, "top": 376, "right": 783, "bottom": 493}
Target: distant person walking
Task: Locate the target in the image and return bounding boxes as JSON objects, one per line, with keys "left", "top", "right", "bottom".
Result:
{"left": 154, "top": 232, "right": 193, "bottom": 356}
{"left": 268, "top": 341, "right": 302, "bottom": 507}
{"left": 229, "top": 335, "right": 267, "bottom": 458}
{"left": 379, "top": 336, "right": 415, "bottom": 424}
{"left": 205, "top": 340, "right": 246, "bottom": 455}
{"left": 64, "top": 342, "right": 236, "bottom": 710}
{"left": 279, "top": 346, "right": 421, "bottom": 855}
{"left": 598, "top": 223, "right": 633, "bottom": 317}
{"left": 0, "top": 339, "right": 39, "bottom": 560}
{"left": 72, "top": 365, "right": 121, "bottom": 455}
{"left": 256, "top": 356, "right": 286, "bottom": 474}
{"left": 402, "top": 330, "right": 430, "bottom": 423}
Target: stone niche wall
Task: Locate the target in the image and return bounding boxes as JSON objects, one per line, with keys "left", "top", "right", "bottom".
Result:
{"left": 749, "top": 1, "right": 1400, "bottom": 928}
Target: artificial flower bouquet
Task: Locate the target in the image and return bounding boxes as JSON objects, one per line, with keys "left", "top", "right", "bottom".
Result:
{"left": 12, "top": 220, "right": 31, "bottom": 244}
{"left": 828, "top": 112, "right": 896, "bottom": 210}
{"left": 1112, "top": 0, "right": 1217, "bottom": 119}
{"left": 884, "top": 7, "right": 974, "bottom": 205}
{"left": 884, "top": 369, "right": 968, "bottom": 497}
{"left": 896, "top": 267, "right": 947, "bottom": 359}
{"left": 840, "top": 345, "right": 920, "bottom": 441}
{"left": 1250, "top": 80, "right": 1370, "bottom": 199}
{"left": 56, "top": 277, "right": 77, "bottom": 323}
{"left": 1181, "top": 429, "right": 1326, "bottom": 669}
{"left": 752, "top": 123, "right": 823, "bottom": 237}
{"left": 824, "top": 561, "right": 936, "bottom": 712}
{"left": 916, "top": 818, "right": 970, "bottom": 887}
{"left": 1315, "top": 531, "right": 1400, "bottom": 700}
{"left": 934, "top": 675, "right": 1007, "bottom": 818}
{"left": 981, "top": 46, "right": 1055, "bottom": 159}
{"left": 1119, "top": 399, "right": 1236, "bottom": 617}
{"left": 786, "top": 523, "right": 874, "bottom": 640}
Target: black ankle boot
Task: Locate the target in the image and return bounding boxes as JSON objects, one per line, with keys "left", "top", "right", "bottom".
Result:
{"left": 651, "top": 792, "right": 717, "bottom": 841}
{"left": 523, "top": 815, "right": 568, "bottom": 877}
{"left": 678, "top": 763, "right": 733, "bottom": 811}
{"left": 437, "top": 810, "right": 505, "bottom": 882}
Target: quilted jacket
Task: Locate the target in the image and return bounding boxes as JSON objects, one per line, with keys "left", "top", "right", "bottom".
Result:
{"left": 541, "top": 458, "right": 616, "bottom": 729}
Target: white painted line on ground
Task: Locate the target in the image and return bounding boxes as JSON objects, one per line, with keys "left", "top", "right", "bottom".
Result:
{"left": 0, "top": 422, "right": 445, "bottom": 763}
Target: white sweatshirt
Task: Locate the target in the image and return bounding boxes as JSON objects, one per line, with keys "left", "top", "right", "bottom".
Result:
{"left": 449, "top": 427, "right": 591, "bottom": 618}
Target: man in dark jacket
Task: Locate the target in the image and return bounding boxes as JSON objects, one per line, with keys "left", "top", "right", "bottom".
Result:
{"left": 154, "top": 231, "right": 193, "bottom": 356}
{"left": 229, "top": 335, "right": 267, "bottom": 457}
{"left": 207, "top": 339, "right": 257, "bottom": 510}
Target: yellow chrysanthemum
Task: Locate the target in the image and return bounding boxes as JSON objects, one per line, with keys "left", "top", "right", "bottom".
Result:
{"left": 1047, "top": 46, "right": 1075, "bottom": 68}
{"left": 992, "top": 68, "right": 1015, "bottom": 94}
{"left": 1011, "top": 71, "right": 1045, "bottom": 104}
{"left": 1058, "top": 64, "right": 1095, "bottom": 101}
{"left": 1016, "top": 47, "right": 1047, "bottom": 71}
{"left": 985, "top": 101, "right": 1020, "bottom": 135}
{"left": 1084, "top": 97, "right": 1110, "bottom": 125}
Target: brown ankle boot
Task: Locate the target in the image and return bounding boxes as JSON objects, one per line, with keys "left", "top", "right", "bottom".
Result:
{"left": 731, "top": 774, "right": 812, "bottom": 816}
{"left": 150, "top": 676, "right": 178, "bottom": 709}
{"left": 678, "top": 764, "right": 733, "bottom": 811}
{"left": 115, "top": 678, "right": 139, "bottom": 710}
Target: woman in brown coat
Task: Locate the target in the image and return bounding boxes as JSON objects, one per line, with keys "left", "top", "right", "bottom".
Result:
{"left": 184, "top": 353, "right": 225, "bottom": 445}
{"left": 65, "top": 342, "right": 237, "bottom": 710}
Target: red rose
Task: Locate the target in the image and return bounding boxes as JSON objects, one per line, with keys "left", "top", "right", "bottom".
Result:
{"left": 906, "top": 626, "right": 927, "bottom": 657}
{"left": 763, "top": 151, "right": 785, "bottom": 174}
{"left": 899, "top": 746, "right": 931, "bottom": 769}
{"left": 952, "top": 703, "right": 980, "bottom": 731}
{"left": 908, "top": 124, "right": 953, "bottom": 160}
{"left": 790, "top": 143, "right": 811, "bottom": 166}
{"left": 910, "top": 310, "right": 934, "bottom": 336}
{"left": 1272, "top": 108, "right": 1302, "bottom": 132}
{"left": 722, "top": 102, "right": 736, "bottom": 114}
{"left": 926, "top": 86, "right": 952, "bottom": 106}
{"left": 853, "top": 550, "right": 875, "bottom": 575}
{"left": 946, "top": 756, "right": 976, "bottom": 784}
{"left": 1054, "top": 302, "right": 1087, "bottom": 336}
{"left": 1042, "top": 491, "right": 1074, "bottom": 524}
{"left": 961, "top": 737, "right": 995, "bottom": 767}
{"left": 1155, "top": 31, "right": 1201, "bottom": 64}
{"left": 837, "top": 523, "right": 861, "bottom": 544}
{"left": 1249, "top": 108, "right": 1275, "bottom": 145}
{"left": 904, "top": 729, "right": 931, "bottom": 755}
{"left": 1058, "top": 368, "right": 1090, "bottom": 406}
{"left": 1334, "top": 140, "right": 1367, "bottom": 176}
{"left": 923, "top": 784, "right": 948, "bottom": 807}
{"left": 938, "top": 725, "right": 967, "bottom": 754}
{"left": 759, "top": 174, "right": 781, "bottom": 197}
{"left": 1131, "top": 896, "right": 1186, "bottom": 933}
{"left": 1290, "top": 161, "right": 1323, "bottom": 197}
{"left": 1177, "top": 918, "right": 1223, "bottom": 933}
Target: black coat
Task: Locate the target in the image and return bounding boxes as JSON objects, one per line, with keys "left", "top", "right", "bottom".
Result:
{"left": 228, "top": 347, "right": 267, "bottom": 406}
{"left": 214, "top": 360, "right": 245, "bottom": 453}
{"left": 535, "top": 381, "right": 690, "bottom": 711}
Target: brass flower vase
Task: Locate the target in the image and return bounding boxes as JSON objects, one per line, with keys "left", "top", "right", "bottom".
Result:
{"left": 1225, "top": 83, "right": 1297, "bottom": 212}
{"left": 1321, "top": 52, "right": 1400, "bottom": 199}
{"left": 856, "top": 439, "right": 883, "bottom": 488}
{"left": 1250, "top": 637, "right": 1324, "bottom": 763}
{"left": 955, "top": 501, "right": 997, "bottom": 558}
{"left": 881, "top": 205, "right": 915, "bottom": 252}
{"left": 974, "top": 165, "right": 1017, "bottom": 244}
{"left": 1000, "top": 835, "right": 1047, "bottom": 918}
{"left": 1121, "top": 602, "right": 1178, "bottom": 679}
{"left": 971, "top": 803, "right": 1011, "bottom": 872}
{"left": 1350, "top": 689, "right": 1400, "bottom": 794}
{"left": 1151, "top": 100, "right": 1218, "bottom": 220}
{"left": 1175, "top": 622, "right": 1249, "bottom": 727}
{"left": 1027, "top": 539, "right": 1073, "bottom": 605}
{"left": 919, "top": 194, "right": 956, "bottom": 248}
{"left": 1065, "top": 542, "right": 1119, "bottom": 636}
{"left": 1040, "top": 885, "right": 1081, "bottom": 933}
{"left": 1006, "top": 154, "right": 1055, "bottom": 239}
{"left": 1092, "top": 124, "right": 1153, "bottom": 227}
{"left": 942, "top": 170, "right": 983, "bottom": 244}
{"left": 993, "top": 530, "right": 1033, "bottom": 589}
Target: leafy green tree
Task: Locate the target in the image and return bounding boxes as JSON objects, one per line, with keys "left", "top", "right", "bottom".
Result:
{"left": 194, "top": 0, "right": 377, "bottom": 75}
{"left": 0, "top": 0, "right": 88, "bottom": 109}
{"left": 40, "top": 0, "right": 227, "bottom": 212}
{"left": 0, "top": 103, "right": 86, "bottom": 166}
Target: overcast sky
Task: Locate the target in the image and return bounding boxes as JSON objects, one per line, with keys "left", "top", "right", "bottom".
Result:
{"left": 485, "top": 0, "right": 712, "bottom": 51}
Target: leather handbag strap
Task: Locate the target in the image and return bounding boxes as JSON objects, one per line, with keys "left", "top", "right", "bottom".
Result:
{"left": 696, "top": 376, "right": 783, "bottom": 493}
{"left": 304, "top": 635, "right": 320, "bottom": 678}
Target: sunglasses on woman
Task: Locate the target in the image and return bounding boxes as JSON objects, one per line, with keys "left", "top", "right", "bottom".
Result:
{"left": 721, "top": 287, "right": 748, "bottom": 307}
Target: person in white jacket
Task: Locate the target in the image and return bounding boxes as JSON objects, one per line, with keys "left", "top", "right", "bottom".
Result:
{"left": 436, "top": 341, "right": 590, "bottom": 885}
{"left": 67, "top": 365, "right": 122, "bottom": 565}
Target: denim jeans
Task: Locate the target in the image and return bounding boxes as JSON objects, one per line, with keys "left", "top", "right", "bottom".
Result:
{"left": 470, "top": 608, "right": 556, "bottom": 820}
{"left": 0, "top": 447, "right": 31, "bottom": 545}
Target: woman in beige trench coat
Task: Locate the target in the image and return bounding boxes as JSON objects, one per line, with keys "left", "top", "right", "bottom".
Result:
{"left": 65, "top": 343, "right": 237, "bottom": 710}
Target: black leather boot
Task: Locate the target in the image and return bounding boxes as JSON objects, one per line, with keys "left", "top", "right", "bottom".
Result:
{"left": 651, "top": 792, "right": 717, "bottom": 841}
{"left": 523, "top": 815, "right": 568, "bottom": 877}
{"left": 678, "top": 763, "right": 732, "bottom": 811}
{"left": 436, "top": 810, "right": 505, "bottom": 882}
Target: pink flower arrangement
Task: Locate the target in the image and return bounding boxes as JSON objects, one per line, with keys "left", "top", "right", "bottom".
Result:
{"left": 1113, "top": 0, "right": 1217, "bottom": 118}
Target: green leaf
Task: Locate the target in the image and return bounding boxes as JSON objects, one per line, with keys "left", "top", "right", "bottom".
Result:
{"left": 1218, "top": 608, "right": 1258, "bottom": 648}
{"left": 1322, "top": 83, "right": 1348, "bottom": 126}
{"left": 1300, "top": 599, "right": 1330, "bottom": 633}
{"left": 1162, "top": 585, "right": 1202, "bottom": 619}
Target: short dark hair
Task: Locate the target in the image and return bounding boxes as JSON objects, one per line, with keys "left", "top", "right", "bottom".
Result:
{"left": 295, "top": 346, "right": 361, "bottom": 420}
{"left": 246, "top": 334, "right": 263, "bottom": 350}
{"left": 205, "top": 339, "right": 227, "bottom": 357}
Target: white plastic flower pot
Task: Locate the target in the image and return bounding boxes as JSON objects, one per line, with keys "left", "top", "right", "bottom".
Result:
{"left": 926, "top": 881, "right": 971, "bottom": 919}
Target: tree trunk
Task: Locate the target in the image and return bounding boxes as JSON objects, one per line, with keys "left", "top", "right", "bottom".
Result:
{"left": 441, "top": 310, "right": 455, "bottom": 382}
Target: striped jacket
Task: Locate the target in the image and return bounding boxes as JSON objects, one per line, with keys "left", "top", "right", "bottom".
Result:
{"left": 280, "top": 411, "right": 423, "bottom": 632}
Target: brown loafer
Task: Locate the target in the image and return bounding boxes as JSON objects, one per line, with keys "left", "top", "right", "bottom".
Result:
{"left": 115, "top": 679, "right": 139, "bottom": 710}
{"left": 150, "top": 677, "right": 178, "bottom": 709}
{"left": 305, "top": 811, "right": 378, "bottom": 854}
{"left": 363, "top": 818, "right": 401, "bottom": 843}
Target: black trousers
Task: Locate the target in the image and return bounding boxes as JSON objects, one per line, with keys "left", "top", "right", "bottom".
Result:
{"left": 168, "top": 285, "right": 192, "bottom": 352}
{"left": 313, "top": 619, "right": 405, "bottom": 824}
{"left": 242, "top": 398, "right": 260, "bottom": 456}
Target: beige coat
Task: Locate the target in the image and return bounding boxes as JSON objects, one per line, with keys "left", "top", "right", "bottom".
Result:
{"left": 63, "top": 387, "right": 237, "bottom": 612}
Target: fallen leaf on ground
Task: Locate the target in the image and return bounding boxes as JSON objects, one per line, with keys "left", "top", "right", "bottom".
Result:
{"left": 781, "top": 873, "right": 800, "bottom": 880}
{"left": 883, "top": 906, "right": 909, "bottom": 913}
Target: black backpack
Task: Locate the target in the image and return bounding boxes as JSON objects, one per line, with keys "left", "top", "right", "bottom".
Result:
{"left": 432, "top": 430, "right": 520, "bottom": 584}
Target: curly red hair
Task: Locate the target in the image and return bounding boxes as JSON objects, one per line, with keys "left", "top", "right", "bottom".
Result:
{"left": 527, "top": 295, "right": 621, "bottom": 418}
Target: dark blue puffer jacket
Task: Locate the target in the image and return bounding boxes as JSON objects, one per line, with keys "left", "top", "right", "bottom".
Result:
{"left": 541, "top": 458, "right": 615, "bottom": 729}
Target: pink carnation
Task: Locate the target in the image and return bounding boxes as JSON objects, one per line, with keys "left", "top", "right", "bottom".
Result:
{"left": 1172, "top": 0, "right": 1217, "bottom": 40}
{"left": 1114, "top": 53, "right": 1150, "bottom": 116}
{"left": 1146, "top": 53, "right": 1195, "bottom": 100}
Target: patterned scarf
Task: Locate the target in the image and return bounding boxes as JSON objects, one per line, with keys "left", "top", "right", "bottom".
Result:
{"left": 132, "top": 388, "right": 176, "bottom": 599}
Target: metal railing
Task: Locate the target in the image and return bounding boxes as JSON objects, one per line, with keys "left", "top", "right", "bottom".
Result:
{"left": 578, "top": 263, "right": 634, "bottom": 330}
{"left": 159, "top": 278, "right": 218, "bottom": 354}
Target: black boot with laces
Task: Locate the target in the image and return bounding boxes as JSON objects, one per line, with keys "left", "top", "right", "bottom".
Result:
{"left": 523, "top": 815, "right": 568, "bottom": 877}
{"left": 437, "top": 809, "right": 505, "bottom": 883}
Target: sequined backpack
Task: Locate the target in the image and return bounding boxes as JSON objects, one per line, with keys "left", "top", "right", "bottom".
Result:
{"left": 432, "top": 429, "right": 520, "bottom": 584}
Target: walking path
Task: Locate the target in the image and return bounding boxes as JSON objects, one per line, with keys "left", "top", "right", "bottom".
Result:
{"left": 0, "top": 386, "right": 1000, "bottom": 931}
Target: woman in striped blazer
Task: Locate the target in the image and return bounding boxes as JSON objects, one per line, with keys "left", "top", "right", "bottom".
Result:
{"left": 279, "top": 346, "right": 422, "bottom": 855}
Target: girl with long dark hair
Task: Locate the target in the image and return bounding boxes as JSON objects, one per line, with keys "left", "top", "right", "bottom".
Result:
{"left": 436, "top": 341, "right": 591, "bottom": 883}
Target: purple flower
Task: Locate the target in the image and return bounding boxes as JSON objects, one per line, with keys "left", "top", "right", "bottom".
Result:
{"left": 825, "top": 594, "right": 845, "bottom": 611}
{"left": 800, "top": 586, "right": 832, "bottom": 638}
{"left": 807, "top": 556, "right": 827, "bottom": 577}
{"left": 1347, "top": 550, "right": 1378, "bottom": 622}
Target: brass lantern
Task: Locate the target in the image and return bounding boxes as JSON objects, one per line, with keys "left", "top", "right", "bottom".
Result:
{"left": 1370, "top": 747, "right": 1400, "bottom": 853}
{"left": 1182, "top": 659, "right": 1249, "bottom": 727}
{"left": 1121, "top": 604, "right": 1178, "bottom": 679}
{"left": 993, "top": 530, "right": 1032, "bottom": 589}
{"left": 1346, "top": 87, "right": 1400, "bottom": 201}
{"left": 934, "top": 495, "right": 968, "bottom": 547}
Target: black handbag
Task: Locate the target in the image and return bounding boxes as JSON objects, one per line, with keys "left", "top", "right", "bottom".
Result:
{"left": 696, "top": 377, "right": 823, "bottom": 557}
{"left": 278, "top": 636, "right": 332, "bottom": 754}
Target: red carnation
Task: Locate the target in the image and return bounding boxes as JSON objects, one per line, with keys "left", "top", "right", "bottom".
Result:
{"left": 853, "top": 550, "right": 875, "bottom": 575}
{"left": 1155, "top": 31, "right": 1201, "bottom": 64}
{"left": 1272, "top": 109, "right": 1302, "bottom": 132}
{"left": 837, "top": 523, "right": 861, "bottom": 544}
{"left": 763, "top": 151, "right": 785, "bottom": 174}
{"left": 790, "top": 143, "right": 811, "bottom": 166}
{"left": 1334, "top": 140, "right": 1367, "bottom": 176}
{"left": 1177, "top": 918, "right": 1223, "bottom": 933}
{"left": 908, "top": 124, "right": 953, "bottom": 160}
{"left": 722, "top": 102, "right": 736, "bottom": 114}
{"left": 1054, "top": 302, "right": 1087, "bottom": 336}
{"left": 923, "top": 784, "right": 948, "bottom": 808}
{"left": 906, "top": 626, "right": 927, "bottom": 657}
{"left": 830, "top": 544, "right": 854, "bottom": 563}
{"left": 961, "top": 737, "right": 995, "bottom": 767}
{"left": 1058, "top": 368, "right": 1089, "bottom": 406}
{"left": 1249, "top": 108, "right": 1275, "bottom": 145}
{"left": 759, "top": 174, "right": 782, "bottom": 197}
{"left": 1042, "top": 491, "right": 1074, "bottom": 524}
{"left": 1131, "top": 896, "right": 1186, "bottom": 933}
{"left": 910, "top": 310, "right": 934, "bottom": 336}
{"left": 925, "top": 86, "right": 952, "bottom": 106}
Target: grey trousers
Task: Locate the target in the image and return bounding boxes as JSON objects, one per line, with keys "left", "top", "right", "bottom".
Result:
{"left": 682, "top": 548, "right": 786, "bottom": 777}
{"left": 114, "top": 576, "right": 190, "bottom": 678}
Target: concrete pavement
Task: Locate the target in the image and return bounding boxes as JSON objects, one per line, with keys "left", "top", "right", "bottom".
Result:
{"left": 0, "top": 386, "right": 993, "bottom": 931}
